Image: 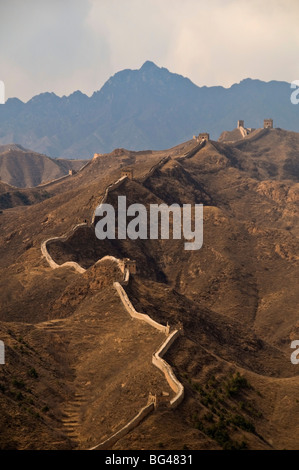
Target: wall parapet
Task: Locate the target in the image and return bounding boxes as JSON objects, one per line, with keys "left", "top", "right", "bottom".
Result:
{"left": 89, "top": 400, "right": 155, "bottom": 450}
{"left": 91, "top": 175, "right": 127, "bottom": 224}
{"left": 41, "top": 152, "right": 185, "bottom": 449}
{"left": 113, "top": 281, "right": 169, "bottom": 334}
{"left": 41, "top": 223, "right": 88, "bottom": 273}
{"left": 152, "top": 330, "right": 184, "bottom": 409}
{"left": 177, "top": 140, "right": 206, "bottom": 162}
{"left": 139, "top": 155, "right": 171, "bottom": 183}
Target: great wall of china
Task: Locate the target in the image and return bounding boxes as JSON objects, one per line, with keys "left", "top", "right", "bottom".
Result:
{"left": 40, "top": 152, "right": 188, "bottom": 449}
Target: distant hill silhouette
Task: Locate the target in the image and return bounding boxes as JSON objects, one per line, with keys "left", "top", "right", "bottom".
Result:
{"left": 0, "top": 61, "right": 297, "bottom": 158}
{"left": 0, "top": 144, "right": 85, "bottom": 187}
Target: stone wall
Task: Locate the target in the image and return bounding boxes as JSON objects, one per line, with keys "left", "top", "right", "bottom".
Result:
{"left": 177, "top": 140, "right": 206, "bottom": 162}
{"left": 91, "top": 175, "right": 127, "bottom": 224}
{"left": 41, "top": 154, "right": 184, "bottom": 449}
{"left": 139, "top": 155, "right": 171, "bottom": 183}
{"left": 89, "top": 400, "right": 155, "bottom": 450}
{"left": 41, "top": 223, "right": 88, "bottom": 273}
{"left": 152, "top": 330, "right": 184, "bottom": 409}
{"left": 113, "top": 281, "right": 169, "bottom": 334}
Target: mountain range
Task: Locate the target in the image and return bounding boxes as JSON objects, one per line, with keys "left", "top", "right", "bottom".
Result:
{"left": 0, "top": 61, "right": 297, "bottom": 159}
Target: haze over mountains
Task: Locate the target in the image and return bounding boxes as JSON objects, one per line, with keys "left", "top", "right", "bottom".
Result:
{"left": 0, "top": 61, "right": 297, "bottom": 159}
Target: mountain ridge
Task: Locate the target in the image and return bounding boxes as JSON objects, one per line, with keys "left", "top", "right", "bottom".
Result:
{"left": 0, "top": 62, "right": 297, "bottom": 159}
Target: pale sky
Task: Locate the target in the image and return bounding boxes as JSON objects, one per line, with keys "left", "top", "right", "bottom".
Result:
{"left": 1, "top": 0, "right": 299, "bottom": 102}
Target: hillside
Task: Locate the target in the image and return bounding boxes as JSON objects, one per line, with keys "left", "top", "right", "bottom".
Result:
{"left": 0, "top": 129, "right": 299, "bottom": 450}
{"left": 0, "top": 62, "right": 297, "bottom": 158}
{"left": 0, "top": 144, "right": 86, "bottom": 188}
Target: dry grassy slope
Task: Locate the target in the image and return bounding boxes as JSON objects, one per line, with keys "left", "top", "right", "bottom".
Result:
{"left": 0, "top": 180, "right": 54, "bottom": 210}
{"left": 0, "top": 261, "right": 173, "bottom": 449}
{"left": 219, "top": 128, "right": 299, "bottom": 181}
{"left": 0, "top": 144, "right": 190, "bottom": 449}
{"left": 0, "top": 130, "right": 299, "bottom": 449}
{"left": 47, "top": 141, "right": 299, "bottom": 351}
{"left": 0, "top": 145, "right": 85, "bottom": 188}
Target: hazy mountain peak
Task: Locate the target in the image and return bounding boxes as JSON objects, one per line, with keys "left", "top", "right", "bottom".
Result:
{"left": 27, "top": 91, "right": 60, "bottom": 105}
{"left": 140, "top": 60, "right": 160, "bottom": 71}
{"left": 0, "top": 63, "right": 297, "bottom": 159}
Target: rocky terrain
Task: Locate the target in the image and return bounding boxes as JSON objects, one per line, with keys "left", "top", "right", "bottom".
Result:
{"left": 0, "top": 128, "right": 299, "bottom": 450}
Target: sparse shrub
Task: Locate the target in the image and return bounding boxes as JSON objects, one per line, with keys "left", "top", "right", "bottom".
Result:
{"left": 42, "top": 406, "right": 49, "bottom": 413}
{"left": 195, "top": 421, "right": 204, "bottom": 432}
{"left": 201, "top": 397, "right": 209, "bottom": 407}
{"left": 223, "top": 439, "right": 248, "bottom": 450}
{"left": 27, "top": 367, "right": 38, "bottom": 379}
{"left": 28, "top": 408, "right": 41, "bottom": 419}
{"left": 204, "top": 412, "right": 214, "bottom": 423}
{"left": 206, "top": 422, "right": 230, "bottom": 447}
{"left": 193, "top": 382, "right": 201, "bottom": 392}
{"left": 231, "top": 414, "right": 255, "bottom": 433}
{"left": 16, "top": 392, "right": 24, "bottom": 401}
{"left": 225, "top": 372, "right": 250, "bottom": 397}
{"left": 12, "top": 378, "right": 25, "bottom": 389}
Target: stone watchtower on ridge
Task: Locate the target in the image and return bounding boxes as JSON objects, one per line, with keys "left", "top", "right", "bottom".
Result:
{"left": 193, "top": 133, "right": 209, "bottom": 142}
{"left": 121, "top": 168, "right": 134, "bottom": 180}
{"left": 237, "top": 120, "right": 244, "bottom": 128}
{"left": 264, "top": 119, "right": 273, "bottom": 129}
{"left": 119, "top": 258, "right": 136, "bottom": 275}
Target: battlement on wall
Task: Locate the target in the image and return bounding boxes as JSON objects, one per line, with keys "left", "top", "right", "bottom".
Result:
{"left": 121, "top": 168, "right": 134, "bottom": 179}
{"left": 193, "top": 132, "right": 209, "bottom": 142}
{"left": 119, "top": 258, "right": 136, "bottom": 274}
{"left": 264, "top": 118, "right": 273, "bottom": 129}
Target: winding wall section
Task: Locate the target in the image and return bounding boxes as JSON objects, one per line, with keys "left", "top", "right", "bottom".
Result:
{"left": 40, "top": 154, "right": 184, "bottom": 449}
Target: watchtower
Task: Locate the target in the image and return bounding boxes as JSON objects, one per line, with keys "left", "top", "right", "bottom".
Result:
{"left": 198, "top": 133, "right": 210, "bottom": 142}
{"left": 237, "top": 120, "right": 244, "bottom": 128}
{"left": 121, "top": 168, "right": 134, "bottom": 180}
{"left": 68, "top": 169, "right": 76, "bottom": 176}
{"left": 119, "top": 258, "right": 137, "bottom": 275}
{"left": 264, "top": 119, "right": 273, "bottom": 129}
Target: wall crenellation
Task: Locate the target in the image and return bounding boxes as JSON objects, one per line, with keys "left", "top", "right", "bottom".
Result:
{"left": 264, "top": 118, "right": 273, "bottom": 129}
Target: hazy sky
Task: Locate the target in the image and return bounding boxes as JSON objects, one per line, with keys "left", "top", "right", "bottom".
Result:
{"left": 1, "top": 0, "right": 299, "bottom": 101}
